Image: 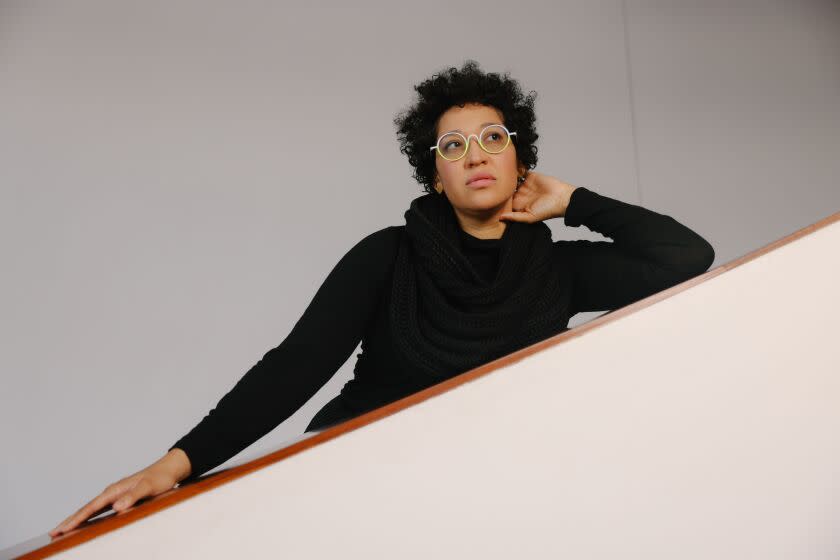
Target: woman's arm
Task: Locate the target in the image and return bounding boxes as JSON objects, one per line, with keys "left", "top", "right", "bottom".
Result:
{"left": 555, "top": 187, "right": 715, "bottom": 314}
{"left": 168, "top": 226, "right": 401, "bottom": 482}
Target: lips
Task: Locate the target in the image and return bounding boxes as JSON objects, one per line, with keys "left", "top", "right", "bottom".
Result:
{"left": 467, "top": 173, "right": 495, "bottom": 185}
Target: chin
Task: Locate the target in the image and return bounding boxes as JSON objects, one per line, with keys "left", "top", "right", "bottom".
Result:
{"left": 455, "top": 187, "right": 509, "bottom": 209}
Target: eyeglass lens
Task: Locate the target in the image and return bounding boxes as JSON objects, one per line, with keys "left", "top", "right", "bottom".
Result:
{"left": 438, "top": 125, "right": 511, "bottom": 160}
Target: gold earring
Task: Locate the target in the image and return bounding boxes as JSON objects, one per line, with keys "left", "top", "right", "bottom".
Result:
{"left": 435, "top": 181, "right": 443, "bottom": 194}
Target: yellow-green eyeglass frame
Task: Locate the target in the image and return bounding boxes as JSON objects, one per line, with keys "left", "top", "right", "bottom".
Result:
{"left": 429, "top": 124, "right": 518, "bottom": 162}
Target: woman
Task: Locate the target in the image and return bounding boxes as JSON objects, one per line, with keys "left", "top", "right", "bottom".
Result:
{"left": 50, "top": 60, "right": 714, "bottom": 537}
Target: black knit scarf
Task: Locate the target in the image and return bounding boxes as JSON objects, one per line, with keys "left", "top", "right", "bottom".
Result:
{"left": 389, "top": 192, "right": 571, "bottom": 382}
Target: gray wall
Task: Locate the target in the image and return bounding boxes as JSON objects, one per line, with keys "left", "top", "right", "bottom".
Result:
{"left": 1, "top": 0, "right": 838, "bottom": 550}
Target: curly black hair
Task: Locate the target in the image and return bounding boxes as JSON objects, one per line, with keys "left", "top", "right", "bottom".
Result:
{"left": 393, "top": 59, "right": 539, "bottom": 195}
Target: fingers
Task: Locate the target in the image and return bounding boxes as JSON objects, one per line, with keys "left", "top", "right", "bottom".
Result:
{"left": 499, "top": 211, "right": 535, "bottom": 223}
{"left": 50, "top": 487, "right": 118, "bottom": 537}
{"left": 49, "top": 478, "right": 151, "bottom": 537}
{"left": 49, "top": 503, "right": 112, "bottom": 538}
{"left": 113, "top": 479, "right": 152, "bottom": 511}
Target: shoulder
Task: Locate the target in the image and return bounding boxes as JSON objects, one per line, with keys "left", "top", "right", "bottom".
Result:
{"left": 362, "top": 224, "right": 404, "bottom": 245}
{"left": 329, "top": 226, "right": 403, "bottom": 294}
{"left": 350, "top": 225, "right": 404, "bottom": 256}
{"left": 316, "top": 226, "right": 404, "bottom": 298}
{"left": 336, "top": 225, "right": 404, "bottom": 274}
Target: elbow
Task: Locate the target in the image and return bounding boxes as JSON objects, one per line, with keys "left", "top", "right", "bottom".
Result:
{"left": 693, "top": 238, "right": 715, "bottom": 273}
{"left": 642, "top": 238, "right": 715, "bottom": 298}
{"left": 680, "top": 238, "right": 716, "bottom": 278}
{"left": 699, "top": 238, "right": 716, "bottom": 273}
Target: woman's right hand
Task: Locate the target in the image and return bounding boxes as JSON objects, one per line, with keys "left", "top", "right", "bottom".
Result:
{"left": 49, "top": 448, "right": 192, "bottom": 538}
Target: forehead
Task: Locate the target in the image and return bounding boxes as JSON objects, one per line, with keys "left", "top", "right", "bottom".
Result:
{"left": 436, "top": 104, "right": 504, "bottom": 135}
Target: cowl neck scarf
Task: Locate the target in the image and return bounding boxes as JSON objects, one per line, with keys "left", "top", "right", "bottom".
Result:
{"left": 389, "top": 192, "right": 570, "bottom": 382}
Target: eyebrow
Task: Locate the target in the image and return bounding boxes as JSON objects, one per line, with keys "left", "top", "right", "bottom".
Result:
{"left": 445, "top": 122, "right": 501, "bottom": 134}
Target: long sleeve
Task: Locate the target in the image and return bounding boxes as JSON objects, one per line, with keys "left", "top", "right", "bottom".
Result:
{"left": 556, "top": 187, "right": 715, "bottom": 314}
{"left": 168, "top": 226, "right": 400, "bottom": 481}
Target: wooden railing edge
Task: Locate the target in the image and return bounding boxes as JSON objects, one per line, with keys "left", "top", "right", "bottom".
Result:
{"left": 15, "top": 208, "right": 840, "bottom": 560}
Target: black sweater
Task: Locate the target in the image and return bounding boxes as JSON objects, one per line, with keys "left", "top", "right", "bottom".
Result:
{"left": 168, "top": 187, "right": 715, "bottom": 481}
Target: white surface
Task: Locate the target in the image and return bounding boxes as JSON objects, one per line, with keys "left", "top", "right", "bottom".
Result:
{"left": 53, "top": 221, "right": 840, "bottom": 558}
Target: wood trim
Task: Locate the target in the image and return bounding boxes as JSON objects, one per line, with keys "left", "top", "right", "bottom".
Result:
{"left": 17, "top": 209, "right": 840, "bottom": 560}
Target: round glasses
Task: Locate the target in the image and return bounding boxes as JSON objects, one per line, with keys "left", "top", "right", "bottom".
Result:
{"left": 429, "top": 124, "right": 518, "bottom": 161}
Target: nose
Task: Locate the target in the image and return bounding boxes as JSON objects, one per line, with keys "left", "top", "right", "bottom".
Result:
{"left": 464, "top": 134, "right": 487, "bottom": 164}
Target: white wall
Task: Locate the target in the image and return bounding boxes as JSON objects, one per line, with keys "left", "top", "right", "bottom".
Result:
{"left": 52, "top": 210, "right": 840, "bottom": 560}
{"left": 1, "top": 0, "right": 838, "bottom": 550}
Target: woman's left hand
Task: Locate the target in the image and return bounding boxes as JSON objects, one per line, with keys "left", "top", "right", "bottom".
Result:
{"left": 499, "top": 171, "right": 579, "bottom": 223}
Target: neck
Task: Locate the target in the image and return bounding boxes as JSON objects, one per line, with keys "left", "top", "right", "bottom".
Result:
{"left": 451, "top": 196, "right": 513, "bottom": 240}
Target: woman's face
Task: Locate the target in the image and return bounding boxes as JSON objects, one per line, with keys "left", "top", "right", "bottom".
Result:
{"left": 433, "top": 103, "right": 524, "bottom": 214}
